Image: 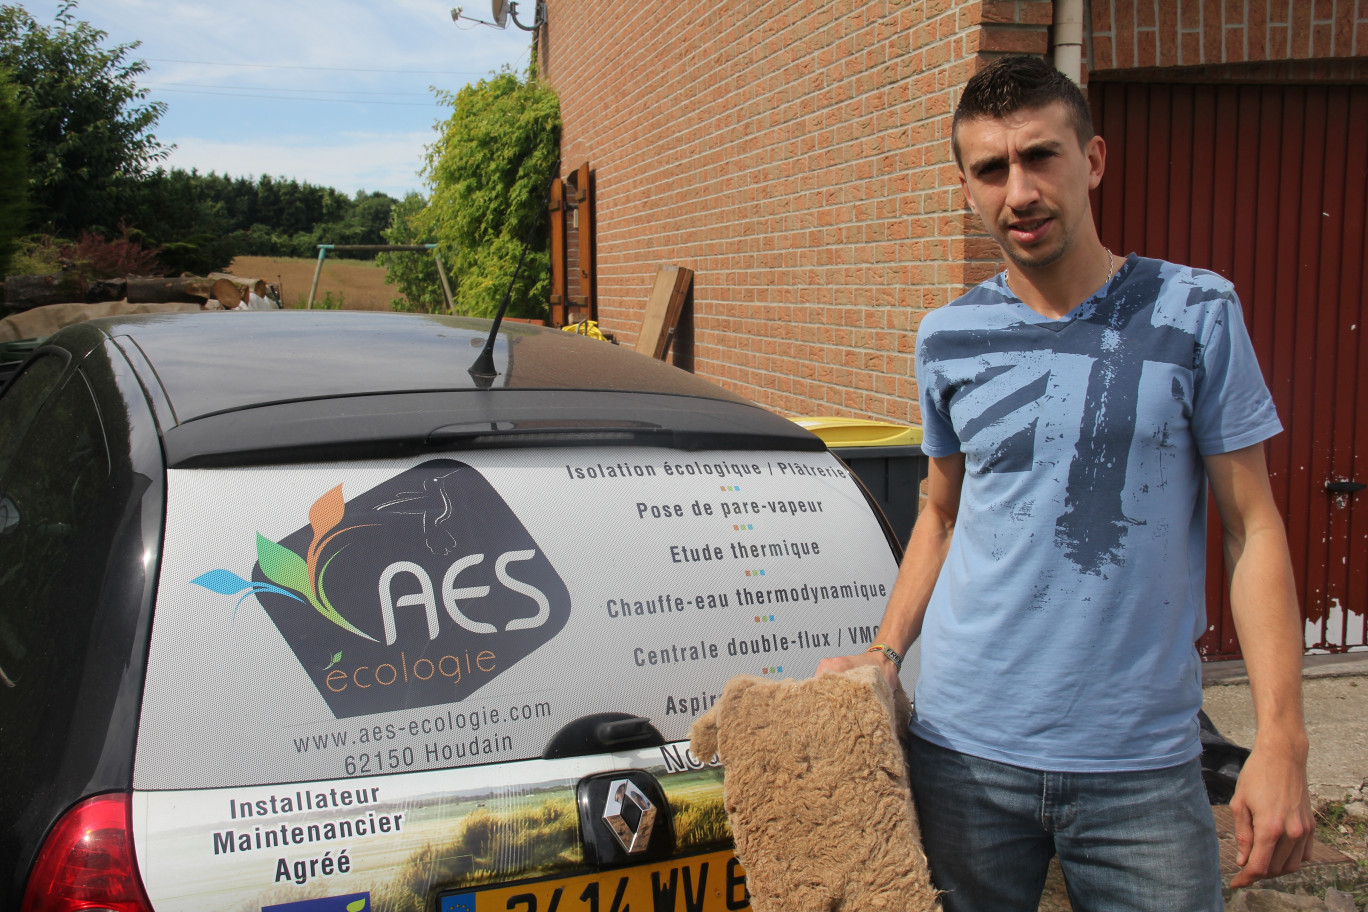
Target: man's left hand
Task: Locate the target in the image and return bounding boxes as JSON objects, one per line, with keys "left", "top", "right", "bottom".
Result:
{"left": 1227, "top": 741, "right": 1315, "bottom": 888}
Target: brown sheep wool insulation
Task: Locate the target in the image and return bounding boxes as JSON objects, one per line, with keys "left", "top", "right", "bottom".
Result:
{"left": 689, "top": 666, "right": 942, "bottom": 912}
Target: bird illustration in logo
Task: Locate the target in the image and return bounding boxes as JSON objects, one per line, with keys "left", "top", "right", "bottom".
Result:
{"left": 373, "top": 469, "right": 465, "bottom": 555}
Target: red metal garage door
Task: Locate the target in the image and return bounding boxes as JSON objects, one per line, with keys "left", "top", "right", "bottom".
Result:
{"left": 1091, "top": 82, "right": 1367, "bottom": 659}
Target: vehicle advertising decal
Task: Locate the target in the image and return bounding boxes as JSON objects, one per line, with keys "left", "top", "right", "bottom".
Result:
{"left": 192, "top": 459, "right": 571, "bottom": 718}
{"left": 132, "top": 750, "right": 743, "bottom": 912}
{"left": 136, "top": 447, "right": 903, "bottom": 791}
{"left": 263, "top": 893, "right": 370, "bottom": 912}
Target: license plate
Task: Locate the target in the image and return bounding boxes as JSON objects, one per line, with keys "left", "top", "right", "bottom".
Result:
{"left": 438, "top": 849, "right": 751, "bottom": 912}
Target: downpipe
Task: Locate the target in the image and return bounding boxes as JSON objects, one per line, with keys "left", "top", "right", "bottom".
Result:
{"left": 1053, "top": 0, "right": 1085, "bottom": 84}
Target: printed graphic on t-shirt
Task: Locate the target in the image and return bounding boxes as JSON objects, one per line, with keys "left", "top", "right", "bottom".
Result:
{"left": 920, "top": 259, "right": 1214, "bottom": 575}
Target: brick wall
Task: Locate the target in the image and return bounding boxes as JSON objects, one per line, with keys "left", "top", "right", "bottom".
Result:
{"left": 543, "top": 0, "right": 1002, "bottom": 424}
{"left": 1092, "top": 0, "right": 1368, "bottom": 71}
{"left": 542, "top": 0, "right": 1365, "bottom": 425}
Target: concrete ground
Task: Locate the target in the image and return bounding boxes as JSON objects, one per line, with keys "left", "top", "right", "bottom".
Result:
{"left": 1202, "top": 652, "right": 1368, "bottom": 804}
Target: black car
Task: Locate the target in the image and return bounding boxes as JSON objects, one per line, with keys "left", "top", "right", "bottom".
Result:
{"left": 0, "top": 311, "right": 905, "bottom": 912}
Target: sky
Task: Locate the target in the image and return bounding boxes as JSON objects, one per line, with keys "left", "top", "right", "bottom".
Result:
{"left": 18, "top": 0, "right": 534, "bottom": 198}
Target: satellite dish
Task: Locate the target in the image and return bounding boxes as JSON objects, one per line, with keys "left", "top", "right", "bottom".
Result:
{"left": 491, "top": 0, "right": 510, "bottom": 28}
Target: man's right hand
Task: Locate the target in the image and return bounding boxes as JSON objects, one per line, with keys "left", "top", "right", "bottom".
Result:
{"left": 816, "top": 651, "right": 901, "bottom": 693}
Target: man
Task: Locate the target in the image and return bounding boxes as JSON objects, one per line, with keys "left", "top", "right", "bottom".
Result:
{"left": 817, "top": 56, "right": 1313, "bottom": 911}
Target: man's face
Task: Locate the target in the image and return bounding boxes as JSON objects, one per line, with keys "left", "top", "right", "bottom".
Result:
{"left": 955, "top": 101, "right": 1105, "bottom": 271}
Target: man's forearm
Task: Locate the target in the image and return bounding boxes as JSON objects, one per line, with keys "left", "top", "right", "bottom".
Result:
{"left": 1206, "top": 444, "right": 1313, "bottom": 887}
{"left": 1224, "top": 519, "right": 1313, "bottom": 887}
{"left": 873, "top": 499, "right": 956, "bottom": 654}
{"left": 1226, "top": 521, "right": 1307, "bottom": 756}
{"left": 816, "top": 453, "right": 962, "bottom": 681}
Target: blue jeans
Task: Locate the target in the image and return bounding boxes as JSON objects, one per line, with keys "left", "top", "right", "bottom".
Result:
{"left": 906, "top": 735, "right": 1222, "bottom": 912}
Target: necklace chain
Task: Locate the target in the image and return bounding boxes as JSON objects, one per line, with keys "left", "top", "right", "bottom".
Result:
{"left": 1004, "top": 248, "right": 1115, "bottom": 295}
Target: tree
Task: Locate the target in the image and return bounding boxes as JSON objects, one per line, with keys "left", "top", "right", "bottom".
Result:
{"left": 0, "top": 2, "right": 168, "bottom": 236}
{"left": 116, "top": 169, "right": 398, "bottom": 270}
{"left": 0, "top": 68, "right": 27, "bottom": 275}
{"left": 378, "top": 193, "right": 443, "bottom": 313}
{"left": 342, "top": 191, "right": 396, "bottom": 247}
{"left": 422, "top": 66, "right": 559, "bottom": 319}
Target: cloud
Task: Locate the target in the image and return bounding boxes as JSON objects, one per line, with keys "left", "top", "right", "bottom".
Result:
{"left": 98, "top": 0, "right": 531, "bottom": 89}
{"left": 24, "top": 0, "right": 532, "bottom": 196}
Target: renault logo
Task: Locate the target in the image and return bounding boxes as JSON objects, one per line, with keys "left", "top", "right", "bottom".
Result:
{"left": 601, "top": 778, "right": 656, "bottom": 854}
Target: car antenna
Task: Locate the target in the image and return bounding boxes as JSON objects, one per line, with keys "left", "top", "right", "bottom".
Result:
{"left": 468, "top": 158, "right": 562, "bottom": 389}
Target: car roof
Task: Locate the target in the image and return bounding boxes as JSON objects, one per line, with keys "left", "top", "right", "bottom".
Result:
{"left": 71, "top": 310, "right": 749, "bottom": 417}
{"left": 49, "top": 311, "right": 821, "bottom": 467}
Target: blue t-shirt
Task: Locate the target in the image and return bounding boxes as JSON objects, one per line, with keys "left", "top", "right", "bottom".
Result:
{"left": 911, "top": 254, "right": 1281, "bottom": 772}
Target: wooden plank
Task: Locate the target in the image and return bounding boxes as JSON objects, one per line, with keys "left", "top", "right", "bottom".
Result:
{"left": 1341, "top": 88, "right": 1368, "bottom": 639}
{"left": 1144, "top": 83, "right": 1171, "bottom": 258}
{"left": 1093, "top": 84, "right": 1124, "bottom": 247}
{"left": 1270, "top": 86, "right": 1305, "bottom": 558}
{"left": 1199, "top": 84, "right": 1234, "bottom": 655}
{"left": 1166, "top": 85, "right": 1194, "bottom": 263}
{"left": 1122, "top": 83, "right": 1148, "bottom": 254}
{"left": 576, "top": 162, "right": 595, "bottom": 320}
{"left": 1295, "top": 87, "right": 1329, "bottom": 635}
{"left": 634, "top": 265, "right": 694, "bottom": 361}
{"left": 1315, "top": 86, "right": 1351, "bottom": 648}
{"left": 1230, "top": 87, "right": 1261, "bottom": 308}
{"left": 549, "top": 177, "right": 566, "bottom": 326}
{"left": 1209, "top": 86, "right": 1239, "bottom": 280}
{"left": 1189, "top": 86, "right": 1218, "bottom": 270}
{"left": 1250, "top": 89, "right": 1283, "bottom": 412}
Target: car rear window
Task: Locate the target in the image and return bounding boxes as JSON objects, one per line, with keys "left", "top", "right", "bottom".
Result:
{"left": 135, "top": 446, "right": 902, "bottom": 790}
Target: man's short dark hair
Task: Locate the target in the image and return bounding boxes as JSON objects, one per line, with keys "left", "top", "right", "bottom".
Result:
{"left": 951, "top": 56, "right": 1094, "bottom": 167}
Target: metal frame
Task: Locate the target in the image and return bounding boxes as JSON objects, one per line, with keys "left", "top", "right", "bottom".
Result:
{"left": 307, "top": 244, "right": 455, "bottom": 313}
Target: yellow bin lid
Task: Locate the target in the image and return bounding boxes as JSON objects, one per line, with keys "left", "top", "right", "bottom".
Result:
{"left": 790, "top": 416, "right": 922, "bottom": 447}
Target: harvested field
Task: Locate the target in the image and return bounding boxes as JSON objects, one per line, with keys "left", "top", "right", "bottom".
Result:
{"left": 229, "top": 255, "right": 402, "bottom": 311}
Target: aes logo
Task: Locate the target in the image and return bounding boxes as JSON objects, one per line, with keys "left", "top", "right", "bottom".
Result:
{"left": 250, "top": 459, "right": 570, "bottom": 718}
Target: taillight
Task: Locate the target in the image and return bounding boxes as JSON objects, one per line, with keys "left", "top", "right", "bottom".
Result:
{"left": 21, "top": 793, "right": 152, "bottom": 912}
